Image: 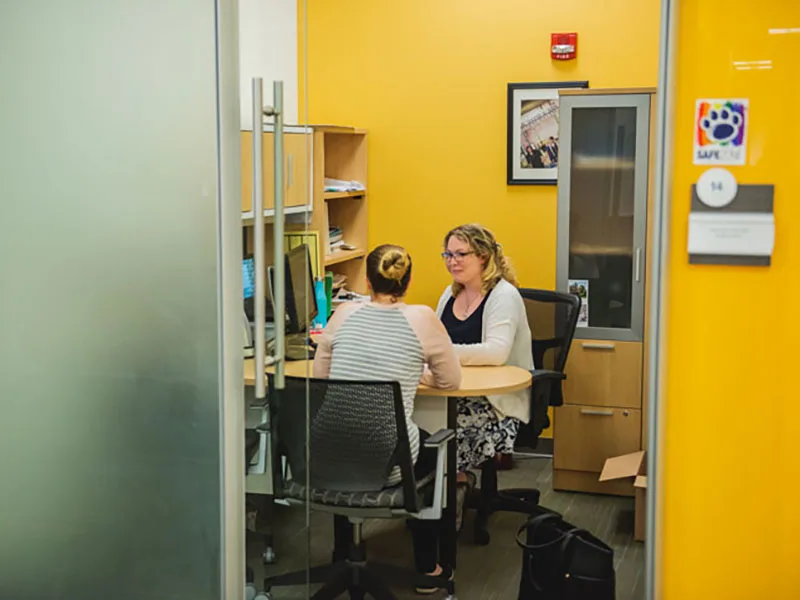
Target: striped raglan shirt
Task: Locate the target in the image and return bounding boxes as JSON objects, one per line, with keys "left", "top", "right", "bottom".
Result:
{"left": 313, "top": 301, "right": 461, "bottom": 486}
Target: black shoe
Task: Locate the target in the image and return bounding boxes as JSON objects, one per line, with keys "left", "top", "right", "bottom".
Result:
{"left": 415, "top": 566, "right": 454, "bottom": 595}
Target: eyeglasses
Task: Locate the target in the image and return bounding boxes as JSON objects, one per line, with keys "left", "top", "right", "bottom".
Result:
{"left": 441, "top": 250, "right": 475, "bottom": 262}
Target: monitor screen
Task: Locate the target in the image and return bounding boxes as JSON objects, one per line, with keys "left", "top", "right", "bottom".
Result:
{"left": 286, "top": 244, "right": 318, "bottom": 333}
{"left": 242, "top": 257, "right": 255, "bottom": 300}
{"left": 268, "top": 244, "right": 318, "bottom": 334}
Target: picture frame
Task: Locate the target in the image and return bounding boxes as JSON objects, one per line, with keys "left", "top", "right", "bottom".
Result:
{"left": 507, "top": 81, "right": 589, "bottom": 185}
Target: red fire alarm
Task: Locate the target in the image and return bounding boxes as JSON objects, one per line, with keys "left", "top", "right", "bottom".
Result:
{"left": 551, "top": 33, "right": 577, "bottom": 60}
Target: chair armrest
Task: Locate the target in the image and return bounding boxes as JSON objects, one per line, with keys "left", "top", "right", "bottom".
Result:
{"left": 530, "top": 369, "right": 566, "bottom": 381}
{"left": 423, "top": 428, "right": 455, "bottom": 447}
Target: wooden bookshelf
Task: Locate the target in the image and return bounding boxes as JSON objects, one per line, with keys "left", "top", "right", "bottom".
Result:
{"left": 241, "top": 125, "right": 368, "bottom": 294}
{"left": 308, "top": 127, "right": 368, "bottom": 293}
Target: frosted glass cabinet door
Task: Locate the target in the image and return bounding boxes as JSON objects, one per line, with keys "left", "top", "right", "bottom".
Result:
{"left": 556, "top": 94, "right": 651, "bottom": 341}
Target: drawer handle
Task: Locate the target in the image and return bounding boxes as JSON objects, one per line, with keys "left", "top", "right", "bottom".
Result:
{"left": 582, "top": 343, "right": 616, "bottom": 350}
{"left": 580, "top": 408, "right": 614, "bottom": 416}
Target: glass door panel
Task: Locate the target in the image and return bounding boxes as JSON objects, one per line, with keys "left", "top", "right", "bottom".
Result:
{"left": 569, "top": 106, "right": 638, "bottom": 330}
{"left": 557, "top": 94, "right": 651, "bottom": 341}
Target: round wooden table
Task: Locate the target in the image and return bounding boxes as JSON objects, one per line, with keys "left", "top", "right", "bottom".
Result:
{"left": 244, "top": 358, "right": 532, "bottom": 396}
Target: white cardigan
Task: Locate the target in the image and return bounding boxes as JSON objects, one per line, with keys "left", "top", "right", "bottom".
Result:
{"left": 435, "top": 279, "right": 533, "bottom": 422}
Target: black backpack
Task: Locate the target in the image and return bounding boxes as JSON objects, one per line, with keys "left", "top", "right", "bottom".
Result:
{"left": 517, "top": 508, "right": 616, "bottom": 600}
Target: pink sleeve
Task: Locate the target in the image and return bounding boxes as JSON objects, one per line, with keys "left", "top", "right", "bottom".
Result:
{"left": 312, "top": 302, "right": 363, "bottom": 378}
{"left": 404, "top": 305, "right": 462, "bottom": 390}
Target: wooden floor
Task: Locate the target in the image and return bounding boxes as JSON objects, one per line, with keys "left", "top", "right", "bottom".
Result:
{"left": 249, "top": 456, "right": 644, "bottom": 600}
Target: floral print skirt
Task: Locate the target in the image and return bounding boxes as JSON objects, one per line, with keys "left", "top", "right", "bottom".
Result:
{"left": 456, "top": 397, "right": 520, "bottom": 472}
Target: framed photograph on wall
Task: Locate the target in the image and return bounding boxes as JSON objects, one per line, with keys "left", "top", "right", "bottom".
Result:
{"left": 507, "top": 81, "right": 589, "bottom": 185}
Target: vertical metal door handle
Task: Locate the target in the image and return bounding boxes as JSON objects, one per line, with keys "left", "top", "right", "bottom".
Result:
{"left": 251, "top": 78, "right": 266, "bottom": 401}
{"left": 271, "top": 81, "right": 285, "bottom": 390}
{"left": 635, "top": 247, "right": 642, "bottom": 282}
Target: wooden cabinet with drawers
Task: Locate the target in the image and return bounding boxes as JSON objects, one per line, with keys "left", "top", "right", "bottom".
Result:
{"left": 553, "top": 88, "right": 655, "bottom": 495}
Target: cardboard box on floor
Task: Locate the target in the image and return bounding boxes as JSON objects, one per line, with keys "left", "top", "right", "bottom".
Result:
{"left": 599, "top": 450, "right": 647, "bottom": 541}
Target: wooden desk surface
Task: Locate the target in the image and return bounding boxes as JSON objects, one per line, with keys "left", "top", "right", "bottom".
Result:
{"left": 243, "top": 359, "right": 531, "bottom": 397}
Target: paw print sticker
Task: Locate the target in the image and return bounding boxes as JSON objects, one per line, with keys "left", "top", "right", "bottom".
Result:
{"left": 700, "top": 107, "right": 742, "bottom": 144}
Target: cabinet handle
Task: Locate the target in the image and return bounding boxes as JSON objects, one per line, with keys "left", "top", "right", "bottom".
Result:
{"left": 635, "top": 247, "right": 642, "bottom": 282}
{"left": 581, "top": 343, "right": 616, "bottom": 350}
{"left": 580, "top": 408, "right": 614, "bottom": 416}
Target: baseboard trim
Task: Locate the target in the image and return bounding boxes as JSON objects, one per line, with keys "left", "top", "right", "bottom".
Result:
{"left": 515, "top": 437, "right": 553, "bottom": 457}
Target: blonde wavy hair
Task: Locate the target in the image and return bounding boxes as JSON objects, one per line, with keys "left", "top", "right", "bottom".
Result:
{"left": 444, "top": 224, "right": 517, "bottom": 296}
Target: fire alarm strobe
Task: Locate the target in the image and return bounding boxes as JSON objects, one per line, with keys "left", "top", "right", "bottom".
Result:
{"left": 551, "top": 33, "right": 577, "bottom": 60}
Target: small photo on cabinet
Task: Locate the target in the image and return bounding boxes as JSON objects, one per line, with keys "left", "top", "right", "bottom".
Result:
{"left": 577, "top": 302, "right": 588, "bottom": 327}
{"left": 568, "top": 281, "right": 588, "bottom": 299}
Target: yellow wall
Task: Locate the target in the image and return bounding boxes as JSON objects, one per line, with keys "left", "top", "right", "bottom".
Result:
{"left": 663, "top": 2, "right": 800, "bottom": 598}
{"left": 302, "top": 0, "right": 660, "bottom": 307}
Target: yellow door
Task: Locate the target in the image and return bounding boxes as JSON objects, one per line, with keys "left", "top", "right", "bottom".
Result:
{"left": 662, "top": 2, "right": 800, "bottom": 599}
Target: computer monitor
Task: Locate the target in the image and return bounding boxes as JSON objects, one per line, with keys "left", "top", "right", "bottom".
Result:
{"left": 268, "top": 244, "right": 318, "bottom": 335}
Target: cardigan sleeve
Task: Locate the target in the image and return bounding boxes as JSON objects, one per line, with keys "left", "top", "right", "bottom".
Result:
{"left": 452, "top": 283, "right": 520, "bottom": 366}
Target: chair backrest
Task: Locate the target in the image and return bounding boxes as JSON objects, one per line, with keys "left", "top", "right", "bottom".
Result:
{"left": 515, "top": 289, "right": 582, "bottom": 448}
{"left": 267, "top": 374, "right": 416, "bottom": 496}
{"left": 519, "top": 288, "right": 581, "bottom": 374}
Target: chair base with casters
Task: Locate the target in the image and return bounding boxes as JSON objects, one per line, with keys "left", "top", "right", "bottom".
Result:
{"left": 246, "top": 566, "right": 271, "bottom": 600}
{"left": 468, "top": 370, "right": 564, "bottom": 546}
{"left": 469, "top": 460, "right": 542, "bottom": 545}
{"left": 264, "top": 517, "right": 454, "bottom": 600}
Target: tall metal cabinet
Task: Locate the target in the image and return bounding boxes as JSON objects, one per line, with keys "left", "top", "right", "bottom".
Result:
{"left": 553, "top": 89, "right": 655, "bottom": 495}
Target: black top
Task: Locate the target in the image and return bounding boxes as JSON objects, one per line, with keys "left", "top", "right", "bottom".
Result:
{"left": 441, "top": 289, "right": 491, "bottom": 345}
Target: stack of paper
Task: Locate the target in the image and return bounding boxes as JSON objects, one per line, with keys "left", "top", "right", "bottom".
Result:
{"left": 324, "top": 177, "right": 365, "bottom": 193}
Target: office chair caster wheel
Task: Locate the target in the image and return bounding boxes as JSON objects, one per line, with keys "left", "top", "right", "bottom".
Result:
{"left": 254, "top": 594, "right": 271, "bottom": 600}
{"left": 263, "top": 546, "right": 276, "bottom": 564}
{"left": 474, "top": 527, "right": 490, "bottom": 546}
{"left": 245, "top": 583, "right": 258, "bottom": 600}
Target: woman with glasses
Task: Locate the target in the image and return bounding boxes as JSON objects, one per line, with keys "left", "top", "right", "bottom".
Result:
{"left": 435, "top": 223, "right": 533, "bottom": 528}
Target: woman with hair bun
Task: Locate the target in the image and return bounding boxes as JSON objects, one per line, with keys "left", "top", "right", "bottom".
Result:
{"left": 314, "top": 243, "right": 461, "bottom": 591}
{"left": 436, "top": 224, "right": 534, "bottom": 529}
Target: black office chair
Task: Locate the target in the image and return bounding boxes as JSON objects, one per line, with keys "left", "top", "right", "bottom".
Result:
{"left": 471, "top": 288, "right": 581, "bottom": 545}
{"left": 263, "top": 375, "right": 455, "bottom": 600}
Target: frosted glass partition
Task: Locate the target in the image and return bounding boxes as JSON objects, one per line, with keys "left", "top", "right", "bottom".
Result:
{"left": 0, "top": 1, "right": 242, "bottom": 598}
